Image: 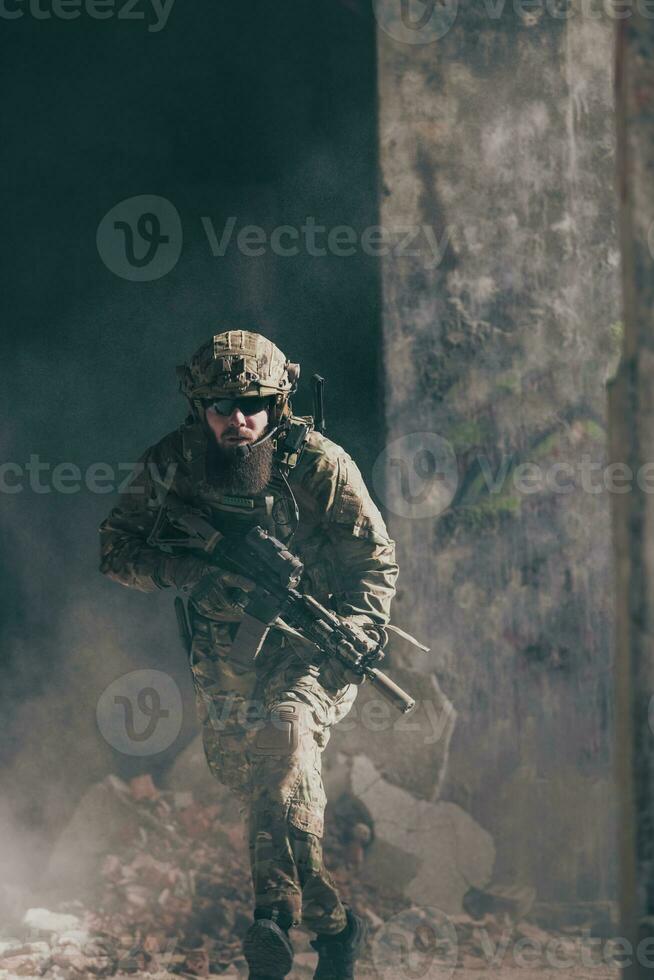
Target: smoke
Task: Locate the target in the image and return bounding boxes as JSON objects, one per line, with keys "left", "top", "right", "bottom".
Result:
{"left": 0, "top": 0, "right": 381, "bottom": 917}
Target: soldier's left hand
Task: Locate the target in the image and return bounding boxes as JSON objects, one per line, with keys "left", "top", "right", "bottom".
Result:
{"left": 318, "top": 658, "right": 364, "bottom": 692}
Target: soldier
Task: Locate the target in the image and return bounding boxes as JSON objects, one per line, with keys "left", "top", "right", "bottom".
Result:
{"left": 99, "top": 330, "right": 399, "bottom": 980}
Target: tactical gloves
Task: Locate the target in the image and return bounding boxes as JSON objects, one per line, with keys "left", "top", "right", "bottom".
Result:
{"left": 154, "top": 554, "right": 255, "bottom": 621}
{"left": 317, "top": 620, "right": 388, "bottom": 691}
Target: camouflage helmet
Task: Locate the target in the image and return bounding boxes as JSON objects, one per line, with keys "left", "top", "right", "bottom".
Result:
{"left": 177, "top": 330, "right": 299, "bottom": 420}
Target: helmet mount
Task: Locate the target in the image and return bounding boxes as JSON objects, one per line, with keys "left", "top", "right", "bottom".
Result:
{"left": 177, "top": 330, "right": 299, "bottom": 426}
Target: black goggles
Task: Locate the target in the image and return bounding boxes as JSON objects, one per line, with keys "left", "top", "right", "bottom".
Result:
{"left": 206, "top": 395, "right": 273, "bottom": 417}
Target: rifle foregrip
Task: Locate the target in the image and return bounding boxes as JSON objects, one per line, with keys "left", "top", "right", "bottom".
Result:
{"left": 367, "top": 667, "right": 416, "bottom": 714}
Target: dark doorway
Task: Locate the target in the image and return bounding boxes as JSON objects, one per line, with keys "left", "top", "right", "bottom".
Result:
{"left": 0, "top": 0, "right": 381, "bottom": 879}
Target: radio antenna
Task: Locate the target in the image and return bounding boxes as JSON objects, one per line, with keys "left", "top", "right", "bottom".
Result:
{"left": 312, "top": 374, "right": 326, "bottom": 434}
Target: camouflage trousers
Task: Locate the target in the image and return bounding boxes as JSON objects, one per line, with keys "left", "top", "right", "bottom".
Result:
{"left": 188, "top": 613, "right": 358, "bottom": 935}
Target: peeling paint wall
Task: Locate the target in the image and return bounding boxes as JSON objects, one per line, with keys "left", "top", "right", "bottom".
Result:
{"left": 377, "top": 7, "right": 619, "bottom": 910}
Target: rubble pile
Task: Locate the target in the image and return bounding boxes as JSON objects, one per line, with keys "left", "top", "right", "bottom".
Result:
{"left": 0, "top": 774, "right": 617, "bottom": 978}
{"left": 0, "top": 774, "right": 403, "bottom": 978}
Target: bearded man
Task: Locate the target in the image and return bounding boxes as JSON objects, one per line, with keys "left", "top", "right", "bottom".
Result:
{"left": 99, "top": 330, "right": 399, "bottom": 980}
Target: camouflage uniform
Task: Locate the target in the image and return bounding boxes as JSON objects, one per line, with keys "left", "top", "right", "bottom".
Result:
{"left": 99, "top": 341, "right": 398, "bottom": 937}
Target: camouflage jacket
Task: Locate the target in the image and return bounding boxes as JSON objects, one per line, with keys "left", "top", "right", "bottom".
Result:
{"left": 99, "top": 419, "right": 398, "bottom": 631}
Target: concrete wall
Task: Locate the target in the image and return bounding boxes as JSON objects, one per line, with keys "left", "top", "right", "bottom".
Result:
{"left": 376, "top": 5, "right": 620, "bottom": 912}
{"left": 611, "top": 15, "right": 654, "bottom": 965}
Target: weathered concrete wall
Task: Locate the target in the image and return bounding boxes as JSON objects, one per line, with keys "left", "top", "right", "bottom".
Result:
{"left": 611, "top": 16, "right": 654, "bottom": 971}
{"left": 377, "top": 7, "right": 619, "bottom": 911}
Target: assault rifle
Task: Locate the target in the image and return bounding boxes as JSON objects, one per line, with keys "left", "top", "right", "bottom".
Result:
{"left": 149, "top": 497, "right": 423, "bottom": 714}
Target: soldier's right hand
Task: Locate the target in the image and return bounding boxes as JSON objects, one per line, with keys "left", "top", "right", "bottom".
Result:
{"left": 189, "top": 566, "right": 255, "bottom": 620}
{"left": 156, "top": 555, "right": 255, "bottom": 619}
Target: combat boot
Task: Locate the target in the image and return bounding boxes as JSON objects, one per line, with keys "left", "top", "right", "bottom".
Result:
{"left": 243, "top": 907, "right": 294, "bottom": 980}
{"left": 309, "top": 905, "right": 368, "bottom": 980}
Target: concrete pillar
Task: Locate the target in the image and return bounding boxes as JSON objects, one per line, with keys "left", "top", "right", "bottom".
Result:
{"left": 611, "top": 16, "right": 654, "bottom": 975}
{"left": 376, "top": 6, "right": 619, "bottom": 915}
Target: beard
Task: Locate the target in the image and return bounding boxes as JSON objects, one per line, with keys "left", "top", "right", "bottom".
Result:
{"left": 206, "top": 435, "right": 274, "bottom": 495}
